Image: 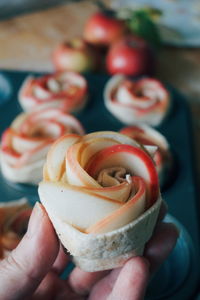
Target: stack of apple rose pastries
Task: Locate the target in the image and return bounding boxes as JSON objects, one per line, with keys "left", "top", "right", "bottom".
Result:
{"left": 39, "top": 131, "right": 162, "bottom": 271}
{"left": 0, "top": 70, "right": 87, "bottom": 185}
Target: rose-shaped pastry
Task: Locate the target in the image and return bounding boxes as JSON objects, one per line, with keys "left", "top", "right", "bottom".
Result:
{"left": 0, "top": 198, "right": 31, "bottom": 259}
{"left": 120, "top": 125, "right": 173, "bottom": 187}
{"left": 104, "top": 74, "right": 170, "bottom": 126}
{"left": 19, "top": 71, "right": 88, "bottom": 113}
{"left": 0, "top": 108, "right": 84, "bottom": 185}
{"left": 39, "top": 131, "right": 162, "bottom": 271}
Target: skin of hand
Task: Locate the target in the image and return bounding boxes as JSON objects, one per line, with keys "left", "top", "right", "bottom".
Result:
{"left": 0, "top": 202, "right": 179, "bottom": 300}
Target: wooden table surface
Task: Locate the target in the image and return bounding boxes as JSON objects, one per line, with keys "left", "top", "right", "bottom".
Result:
{"left": 0, "top": 0, "right": 200, "bottom": 184}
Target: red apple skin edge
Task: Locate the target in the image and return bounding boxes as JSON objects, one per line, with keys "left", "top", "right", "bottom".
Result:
{"left": 83, "top": 12, "right": 126, "bottom": 47}
{"left": 106, "top": 35, "right": 156, "bottom": 76}
{"left": 86, "top": 144, "right": 159, "bottom": 208}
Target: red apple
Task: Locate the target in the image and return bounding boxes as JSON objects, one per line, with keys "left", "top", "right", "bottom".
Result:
{"left": 106, "top": 35, "right": 155, "bottom": 76}
{"left": 83, "top": 12, "right": 126, "bottom": 47}
{"left": 52, "top": 38, "right": 99, "bottom": 72}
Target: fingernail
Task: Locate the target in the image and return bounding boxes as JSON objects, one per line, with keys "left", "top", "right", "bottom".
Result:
{"left": 27, "top": 202, "right": 45, "bottom": 237}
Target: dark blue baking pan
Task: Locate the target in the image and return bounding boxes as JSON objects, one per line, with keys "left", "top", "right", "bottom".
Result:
{"left": 0, "top": 70, "right": 200, "bottom": 299}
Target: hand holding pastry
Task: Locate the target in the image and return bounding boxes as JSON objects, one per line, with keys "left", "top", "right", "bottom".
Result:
{"left": 0, "top": 108, "right": 84, "bottom": 185}
{"left": 39, "top": 131, "right": 162, "bottom": 271}
{"left": 0, "top": 202, "right": 179, "bottom": 300}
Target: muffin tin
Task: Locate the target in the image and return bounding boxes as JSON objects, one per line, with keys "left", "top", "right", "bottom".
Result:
{"left": 0, "top": 70, "right": 200, "bottom": 299}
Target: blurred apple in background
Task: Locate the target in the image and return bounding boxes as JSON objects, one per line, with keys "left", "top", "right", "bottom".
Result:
{"left": 53, "top": 38, "right": 100, "bottom": 73}
{"left": 83, "top": 12, "right": 126, "bottom": 47}
{"left": 106, "top": 35, "right": 155, "bottom": 76}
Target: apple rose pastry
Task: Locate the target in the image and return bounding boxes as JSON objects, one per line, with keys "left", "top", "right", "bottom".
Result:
{"left": 18, "top": 71, "right": 88, "bottom": 113}
{"left": 39, "top": 131, "right": 162, "bottom": 271}
{"left": 0, "top": 198, "right": 31, "bottom": 259}
{"left": 104, "top": 75, "right": 170, "bottom": 126}
{"left": 120, "top": 125, "right": 172, "bottom": 187}
{"left": 0, "top": 108, "right": 84, "bottom": 185}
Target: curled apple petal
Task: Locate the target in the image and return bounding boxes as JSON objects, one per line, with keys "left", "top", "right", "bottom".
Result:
{"left": 0, "top": 108, "right": 84, "bottom": 185}
{"left": 120, "top": 124, "right": 173, "bottom": 187}
{"left": 39, "top": 131, "right": 162, "bottom": 271}
{"left": 104, "top": 74, "right": 171, "bottom": 126}
{"left": 18, "top": 71, "right": 88, "bottom": 113}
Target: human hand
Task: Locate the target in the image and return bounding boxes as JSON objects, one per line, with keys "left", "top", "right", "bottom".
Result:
{"left": 0, "top": 202, "right": 179, "bottom": 300}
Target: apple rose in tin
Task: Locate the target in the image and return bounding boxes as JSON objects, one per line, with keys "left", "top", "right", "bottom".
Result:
{"left": 104, "top": 74, "right": 170, "bottom": 126}
{"left": 120, "top": 125, "right": 172, "bottom": 187}
{"left": 39, "top": 131, "right": 162, "bottom": 272}
{"left": 0, "top": 108, "right": 84, "bottom": 185}
{"left": 0, "top": 198, "right": 31, "bottom": 259}
{"left": 18, "top": 71, "right": 88, "bottom": 113}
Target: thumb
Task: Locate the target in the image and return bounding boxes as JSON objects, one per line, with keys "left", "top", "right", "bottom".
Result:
{"left": 0, "top": 202, "right": 59, "bottom": 300}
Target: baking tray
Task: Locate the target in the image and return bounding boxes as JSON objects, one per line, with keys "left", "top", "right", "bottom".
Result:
{"left": 0, "top": 70, "right": 200, "bottom": 299}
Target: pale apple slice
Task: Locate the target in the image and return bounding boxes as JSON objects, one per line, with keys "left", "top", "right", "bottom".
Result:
{"left": 79, "top": 137, "right": 120, "bottom": 168}
{"left": 0, "top": 148, "right": 20, "bottom": 166}
{"left": 12, "top": 133, "right": 48, "bottom": 154}
{"left": 116, "top": 82, "right": 156, "bottom": 108}
{"left": 81, "top": 181, "right": 131, "bottom": 203}
{"left": 1, "top": 128, "right": 15, "bottom": 150}
{"left": 86, "top": 144, "right": 159, "bottom": 207}
{"left": 46, "top": 134, "right": 81, "bottom": 181}
{"left": 1, "top": 158, "right": 45, "bottom": 184}
{"left": 39, "top": 181, "right": 122, "bottom": 231}
{"left": 10, "top": 113, "right": 27, "bottom": 131}
{"left": 66, "top": 142, "right": 100, "bottom": 188}
{"left": 18, "top": 77, "right": 40, "bottom": 111}
{"left": 120, "top": 124, "right": 169, "bottom": 150}
{"left": 33, "top": 84, "right": 51, "bottom": 100}
{"left": 15, "top": 141, "right": 51, "bottom": 168}
{"left": 86, "top": 177, "right": 146, "bottom": 234}
{"left": 81, "top": 131, "right": 139, "bottom": 147}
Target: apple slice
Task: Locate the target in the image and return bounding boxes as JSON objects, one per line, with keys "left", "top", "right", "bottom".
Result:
{"left": 12, "top": 133, "right": 50, "bottom": 154}
{"left": 86, "top": 177, "right": 146, "bottom": 234}
{"left": 1, "top": 128, "right": 14, "bottom": 150}
{"left": 15, "top": 141, "right": 52, "bottom": 168}
{"left": 66, "top": 142, "right": 100, "bottom": 188}
{"left": 86, "top": 144, "right": 159, "bottom": 207}
{"left": 46, "top": 134, "right": 81, "bottom": 181}
{"left": 79, "top": 137, "right": 120, "bottom": 168}
{"left": 81, "top": 131, "right": 139, "bottom": 147}
{"left": 39, "top": 181, "right": 122, "bottom": 231}
{"left": 116, "top": 81, "right": 156, "bottom": 108}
